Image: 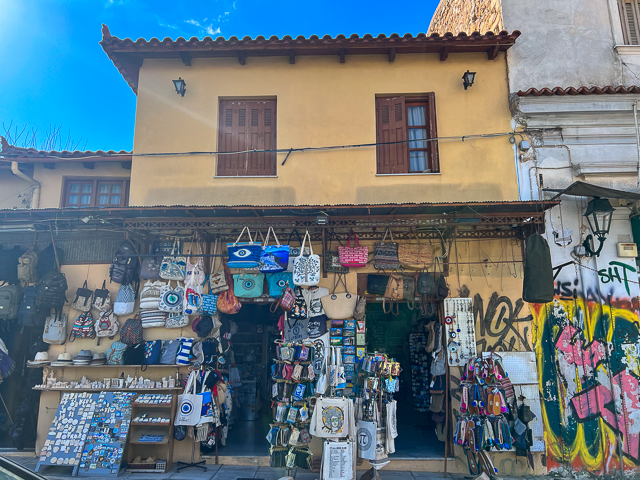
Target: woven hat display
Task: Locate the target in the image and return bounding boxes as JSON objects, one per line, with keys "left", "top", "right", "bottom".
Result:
{"left": 27, "top": 352, "right": 50, "bottom": 366}
{"left": 91, "top": 352, "right": 107, "bottom": 365}
{"left": 50, "top": 353, "right": 73, "bottom": 366}
{"left": 73, "top": 350, "right": 93, "bottom": 365}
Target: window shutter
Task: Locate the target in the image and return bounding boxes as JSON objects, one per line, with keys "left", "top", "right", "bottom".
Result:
{"left": 427, "top": 93, "right": 439, "bottom": 172}
{"left": 218, "top": 99, "right": 276, "bottom": 176}
{"left": 619, "top": 0, "right": 640, "bottom": 45}
{"left": 376, "top": 96, "right": 408, "bottom": 174}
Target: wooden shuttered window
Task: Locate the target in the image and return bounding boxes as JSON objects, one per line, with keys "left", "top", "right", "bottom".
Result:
{"left": 375, "top": 94, "right": 439, "bottom": 174}
{"left": 62, "top": 178, "right": 129, "bottom": 208}
{"left": 217, "top": 99, "right": 277, "bottom": 176}
{"left": 619, "top": 0, "right": 640, "bottom": 45}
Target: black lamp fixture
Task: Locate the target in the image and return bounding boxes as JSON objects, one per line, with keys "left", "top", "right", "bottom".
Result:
{"left": 582, "top": 196, "right": 614, "bottom": 257}
{"left": 172, "top": 77, "right": 186, "bottom": 97}
{"left": 462, "top": 70, "right": 476, "bottom": 90}
{"left": 315, "top": 212, "right": 329, "bottom": 225}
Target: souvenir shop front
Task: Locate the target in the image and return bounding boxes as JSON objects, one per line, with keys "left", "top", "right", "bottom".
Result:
{"left": 0, "top": 201, "right": 553, "bottom": 476}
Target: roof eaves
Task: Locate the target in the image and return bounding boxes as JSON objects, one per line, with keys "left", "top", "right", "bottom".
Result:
{"left": 0, "top": 136, "right": 132, "bottom": 163}
{"left": 517, "top": 85, "right": 640, "bottom": 96}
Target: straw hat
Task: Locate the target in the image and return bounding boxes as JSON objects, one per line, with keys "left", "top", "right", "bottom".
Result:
{"left": 27, "top": 352, "right": 50, "bottom": 366}
{"left": 50, "top": 353, "right": 73, "bottom": 366}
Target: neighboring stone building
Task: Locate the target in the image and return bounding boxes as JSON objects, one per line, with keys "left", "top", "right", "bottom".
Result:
{"left": 431, "top": 0, "right": 640, "bottom": 475}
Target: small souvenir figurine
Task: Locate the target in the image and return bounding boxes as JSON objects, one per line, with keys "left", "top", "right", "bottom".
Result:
{"left": 162, "top": 377, "right": 168, "bottom": 388}
{"left": 168, "top": 376, "right": 175, "bottom": 388}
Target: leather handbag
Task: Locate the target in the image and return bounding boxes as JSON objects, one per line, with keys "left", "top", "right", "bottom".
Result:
{"left": 159, "top": 281, "right": 185, "bottom": 313}
{"left": 325, "top": 232, "right": 349, "bottom": 274}
{"left": 227, "top": 226, "right": 261, "bottom": 269}
{"left": 338, "top": 231, "right": 368, "bottom": 268}
{"left": 292, "top": 230, "right": 320, "bottom": 286}
{"left": 367, "top": 274, "right": 388, "bottom": 295}
{"left": 160, "top": 239, "right": 187, "bottom": 281}
{"left": 417, "top": 271, "right": 436, "bottom": 296}
{"left": 267, "top": 272, "right": 294, "bottom": 298}
{"left": 383, "top": 274, "right": 403, "bottom": 314}
{"left": 71, "top": 281, "right": 93, "bottom": 312}
{"left": 286, "top": 230, "right": 310, "bottom": 272}
{"left": 321, "top": 274, "right": 357, "bottom": 320}
{"left": 259, "top": 227, "right": 289, "bottom": 273}
{"left": 233, "top": 273, "right": 265, "bottom": 298}
{"left": 374, "top": 228, "right": 400, "bottom": 270}
{"left": 140, "top": 241, "right": 162, "bottom": 280}
{"left": 398, "top": 230, "right": 434, "bottom": 269}
{"left": 209, "top": 239, "right": 229, "bottom": 293}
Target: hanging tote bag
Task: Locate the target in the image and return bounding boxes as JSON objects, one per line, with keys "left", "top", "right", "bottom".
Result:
{"left": 209, "top": 239, "right": 229, "bottom": 294}
{"left": 113, "top": 283, "right": 136, "bottom": 316}
{"left": 140, "top": 280, "right": 166, "bottom": 309}
{"left": 139, "top": 309, "right": 166, "bottom": 329}
{"left": 226, "top": 226, "right": 261, "bottom": 269}
{"left": 217, "top": 268, "right": 242, "bottom": 314}
{"left": 71, "top": 281, "right": 93, "bottom": 312}
{"left": 383, "top": 274, "right": 404, "bottom": 315}
{"left": 259, "top": 227, "right": 289, "bottom": 273}
{"left": 321, "top": 274, "right": 357, "bottom": 320}
{"left": 201, "top": 277, "right": 218, "bottom": 315}
{"left": 338, "top": 231, "right": 369, "bottom": 268}
{"left": 175, "top": 371, "right": 203, "bottom": 426}
{"left": 374, "top": 228, "right": 400, "bottom": 270}
{"left": 160, "top": 239, "right": 187, "bottom": 281}
{"left": 93, "top": 280, "right": 111, "bottom": 312}
{"left": 326, "top": 232, "right": 349, "bottom": 274}
{"left": 159, "top": 281, "right": 185, "bottom": 313}
{"left": 165, "top": 312, "right": 190, "bottom": 329}
{"left": 287, "top": 230, "right": 310, "bottom": 272}
{"left": 140, "top": 242, "right": 163, "bottom": 280}
{"left": 183, "top": 273, "right": 203, "bottom": 315}
{"left": 267, "top": 272, "right": 293, "bottom": 298}
{"left": 292, "top": 231, "right": 320, "bottom": 287}
{"left": 398, "top": 230, "right": 434, "bottom": 269}
{"left": 233, "top": 273, "right": 265, "bottom": 298}
{"left": 43, "top": 313, "right": 67, "bottom": 345}
{"left": 185, "top": 239, "right": 206, "bottom": 287}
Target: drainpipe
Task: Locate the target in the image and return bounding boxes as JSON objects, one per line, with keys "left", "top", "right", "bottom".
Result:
{"left": 10, "top": 162, "right": 40, "bottom": 209}
{"left": 633, "top": 100, "right": 640, "bottom": 188}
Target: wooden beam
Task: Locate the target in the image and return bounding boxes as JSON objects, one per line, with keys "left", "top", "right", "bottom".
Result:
{"left": 43, "top": 163, "right": 55, "bottom": 170}
{"left": 387, "top": 48, "right": 396, "bottom": 63}
{"left": 82, "top": 162, "right": 95, "bottom": 169}
{"left": 487, "top": 45, "right": 500, "bottom": 60}
{"left": 180, "top": 52, "right": 192, "bottom": 66}
{"left": 339, "top": 48, "right": 346, "bottom": 63}
{"left": 237, "top": 51, "right": 246, "bottom": 65}
{"left": 251, "top": 209, "right": 261, "bottom": 217}
{"left": 289, "top": 51, "right": 296, "bottom": 64}
{"left": 121, "top": 161, "right": 132, "bottom": 170}
{"left": 439, "top": 46, "right": 450, "bottom": 61}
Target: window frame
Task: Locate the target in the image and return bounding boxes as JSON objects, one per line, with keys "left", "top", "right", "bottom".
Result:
{"left": 216, "top": 98, "right": 278, "bottom": 177}
{"left": 618, "top": 0, "right": 640, "bottom": 45}
{"left": 61, "top": 177, "right": 130, "bottom": 208}
{"left": 375, "top": 93, "right": 439, "bottom": 175}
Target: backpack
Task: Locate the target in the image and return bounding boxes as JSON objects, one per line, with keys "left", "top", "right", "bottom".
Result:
{"left": 17, "top": 248, "right": 38, "bottom": 285}
{"left": 42, "top": 313, "right": 67, "bottom": 344}
{"left": 120, "top": 313, "right": 143, "bottom": 346}
{"left": 69, "top": 312, "right": 96, "bottom": 341}
{"left": 0, "top": 285, "right": 22, "bottom": 321}
{"left": 113, "top": 284, "right": 135, "bottom": 316}
{"left": 107, "top": 341, "right": 127, "bottom": 365}
{"left": 18, "top": 285, "right": 42, "bottom": 327}
{"left": 123, "top": 343, "right": 147, "bottom": 366}
{"left": 109, "top": 240, "right": 139, "bottom": 285}
{"left": 35, "top": 271, "right": 67, "bottom": 314}
{"left": 96, "top": 309, "right": 119, "bottom": 338}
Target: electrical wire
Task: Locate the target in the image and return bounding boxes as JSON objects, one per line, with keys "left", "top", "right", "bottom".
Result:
{"left": 0, "top": 131, "right": 523, "bottom": 162}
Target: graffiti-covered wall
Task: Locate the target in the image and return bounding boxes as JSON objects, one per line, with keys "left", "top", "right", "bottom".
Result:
{"left": 532, "top": 201, "right": 640, "bottom": 474}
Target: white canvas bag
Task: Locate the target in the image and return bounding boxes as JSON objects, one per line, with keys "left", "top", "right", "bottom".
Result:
{"left": 292, "top": 231, "right": 320, "bottom": 286}
{"left": 175, "top": 370, "right": 203, "bottom": 426}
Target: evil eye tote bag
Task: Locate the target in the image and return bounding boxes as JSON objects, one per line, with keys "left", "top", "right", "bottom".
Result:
{"left": 259, "top": 227, "right": 289, "bottom": 273}
{"left": 160, "top": 239, "right": 187, "bottom": 281}
{"left": 175, "top": 370, "right": 203, "bottom": 426}
{"left": 159, "top": 281, "right": 185, "bottom": 313}
{"left": 292, "top": 231, "right": 320, "bottom": 287}
{"left": 233, "top": 273, "right": 265, "bottom": 298}
{"left": 227, "top": 226, "right": 261, "bottom": 269}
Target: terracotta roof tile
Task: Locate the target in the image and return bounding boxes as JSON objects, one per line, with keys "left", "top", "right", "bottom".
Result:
{"left": 100, "top": 25, "right": 521, "bottom": 94}
{"left": 517, "top": 86, "right": 640, "bottom": 96}
{"left": 0, "top": 136, "right": 131, "bottom": 163}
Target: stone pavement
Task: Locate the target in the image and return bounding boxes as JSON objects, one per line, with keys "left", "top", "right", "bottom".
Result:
{"left": 4, "top": 454, "right": 560, "bottom": 480}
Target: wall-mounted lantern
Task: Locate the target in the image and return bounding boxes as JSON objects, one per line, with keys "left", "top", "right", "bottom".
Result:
{"left": 582, "top": 196, "right": 614, "bottom": 256}
{"left": 462, "top": 70, "right": 476, "bottom": 90}
{"left": 173, "top": 77, "right": 187, "bottom": 97}
{"left": 315, "top": 212, "right": 329, "bottom": 225}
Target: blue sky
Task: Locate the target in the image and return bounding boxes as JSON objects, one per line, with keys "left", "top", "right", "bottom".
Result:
{"left": 0, "top": 0, "right": 440, "bottom": 151}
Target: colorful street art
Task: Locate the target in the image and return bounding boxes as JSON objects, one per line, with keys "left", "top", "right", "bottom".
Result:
{"left": 531, "top": 282, "right": 640, "bottom": 473}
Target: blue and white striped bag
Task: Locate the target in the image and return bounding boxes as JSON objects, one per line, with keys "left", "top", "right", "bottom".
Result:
{"left": 176, "top": 337, "right": 194, "bottom": 365}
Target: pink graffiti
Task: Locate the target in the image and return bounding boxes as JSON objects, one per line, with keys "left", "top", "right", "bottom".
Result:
{"left": 571, "top": 370, "right": 640, "bottom": 461}
{"left": 554, "top": 325, "right": 607, "bottom": 369}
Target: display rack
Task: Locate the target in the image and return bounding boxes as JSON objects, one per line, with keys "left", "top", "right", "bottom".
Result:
{"left": 443, "top": 297, "right": 476, "bottom": 366}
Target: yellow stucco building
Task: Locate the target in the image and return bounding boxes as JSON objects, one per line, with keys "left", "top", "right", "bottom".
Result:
{"left": 0, "top": 25, "right": 554, "bottom": 476}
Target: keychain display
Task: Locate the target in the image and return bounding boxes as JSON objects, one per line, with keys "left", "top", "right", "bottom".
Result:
{"left": 443, "top": 298, "right": 476, "bottom": 366}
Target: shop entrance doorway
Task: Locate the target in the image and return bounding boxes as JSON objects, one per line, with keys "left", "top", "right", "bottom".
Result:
{"left": 365, "top": 303, "right": 445, "bottom": 458}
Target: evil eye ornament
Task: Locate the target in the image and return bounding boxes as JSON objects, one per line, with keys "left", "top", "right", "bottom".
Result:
{"left": 444, "top": 315, "right": 454, "bottom": 325}
{"left": 233, "top": 248, "right": 252, "bottom": 258}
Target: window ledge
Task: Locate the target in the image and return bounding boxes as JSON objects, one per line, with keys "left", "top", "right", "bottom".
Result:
{"left": 375, "top": 172, "right": 441, "bottom": 177}
{"left": 214, "top": 175, "right": 278, "bottom": 179}
{"left": 615, "top": 45, "right": 640, "bottom": 55}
